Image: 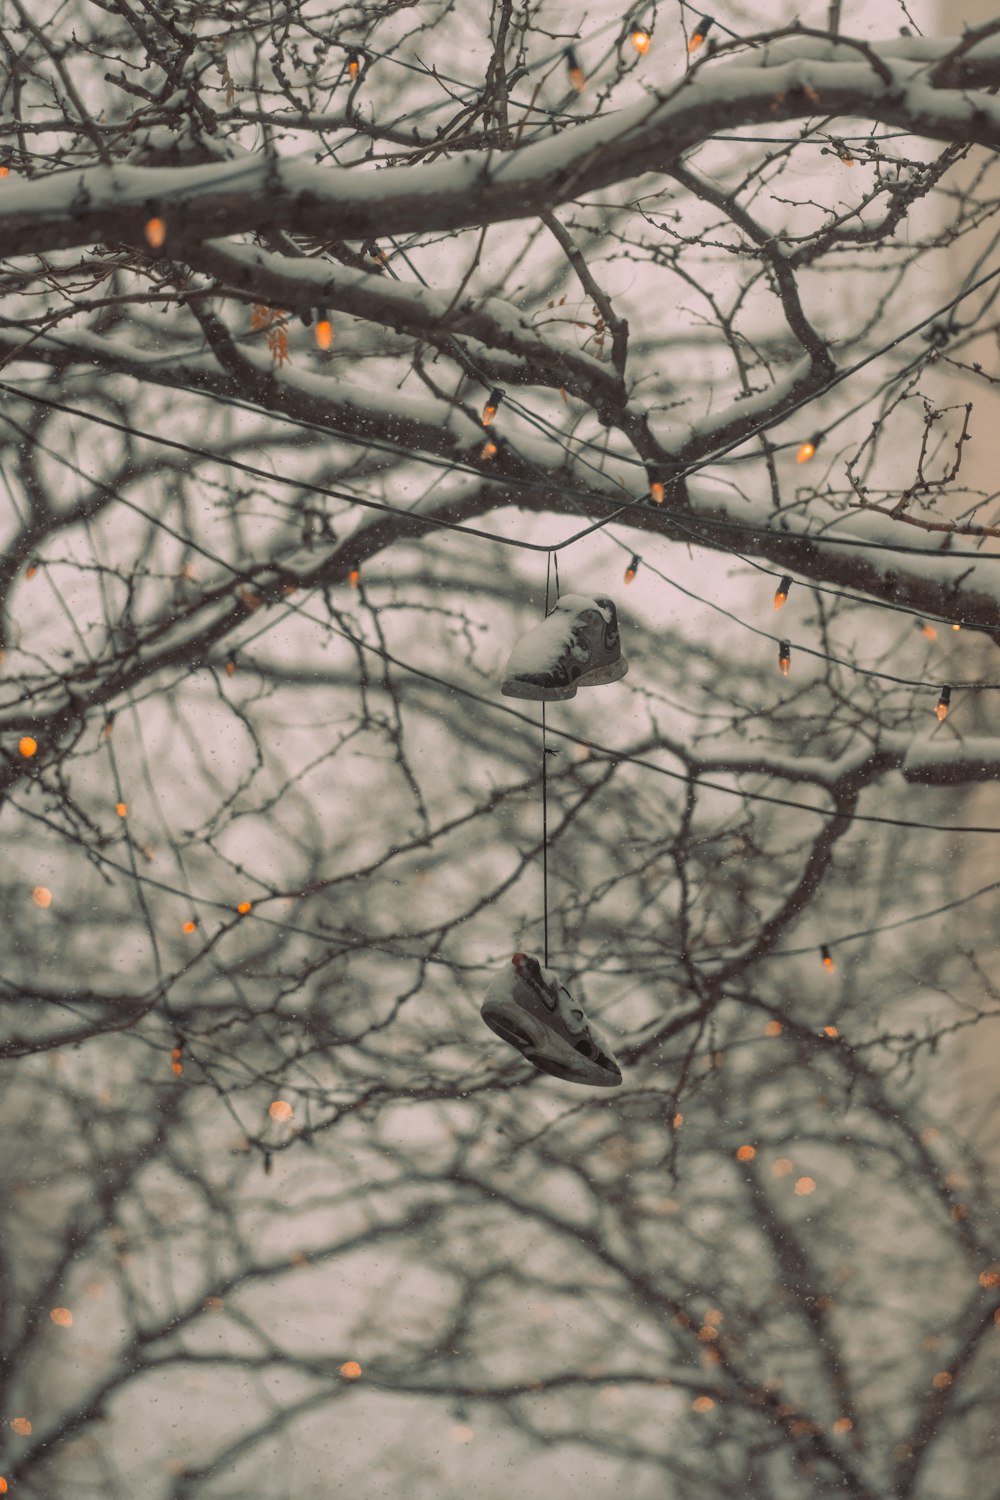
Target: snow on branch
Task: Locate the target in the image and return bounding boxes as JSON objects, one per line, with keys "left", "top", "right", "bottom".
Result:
{"left": 3, "top": 36, "right": 1000, "bottom": 258}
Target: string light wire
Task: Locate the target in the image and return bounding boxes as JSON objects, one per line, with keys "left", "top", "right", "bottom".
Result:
{"left": 607, "top": 532, "right": 1000, "bottom": 692}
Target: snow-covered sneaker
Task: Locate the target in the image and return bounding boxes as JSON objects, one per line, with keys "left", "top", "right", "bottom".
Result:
{"left": 481, "top": 952, "right": 623, "bottom": 1087}
{"left": 500, "top": 594, "right": 628, "bottom": 702}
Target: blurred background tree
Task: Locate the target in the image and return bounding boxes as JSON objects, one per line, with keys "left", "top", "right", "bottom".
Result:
{"left": 1, "top": 0, "right": 999, "bottom": 1496}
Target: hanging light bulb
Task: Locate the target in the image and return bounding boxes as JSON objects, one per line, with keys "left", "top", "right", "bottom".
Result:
{"left": 951, "top": 622, "right": 962, "bottom": 631}
{"left": 481, "top": 389, "right": 503, "bottom": 426}
{"left": 631, "top": 27, "right": 651, "bottom": 55}
{"left": 687, "top": 15, "right": 714, "bottom": 53}
{"left": 935, "top": 685, "right": 952, "bottom": 721}
{"left": 773, "top": 575, "right": 792, "bottom": 610}
{"left": 348, "top": 562, "right": 361, "bottom": 588}
{"left": 144, "top": 215, "right": 167, "bottom": 249}
{"left": 648, "top": 468, "right": 665, "bottom": 504}
{"left": 917, "top": 620, "right": 938, "bottom": 641}
{"left": 480, "top": 437, "right": 498, "bottom": 460}
{"left": 314, "top": 308, "right": 333, "bottom": 350}
{"left": 821, "top": 945, "right": 835, "bottom": 972}
{"left": 347, "top": 51, "right": 361, "bottom": 81}
{"left": 624, "top": 554, "right": 641, "bottom": 584}
{"left": 796, "top": 432, "right": 822, "bottom": 464}
{"left": 565, "top": 46, "right": 586, "bottom": 92}
{"left": 778, "top": 640, "right": 791, "bottom": 676}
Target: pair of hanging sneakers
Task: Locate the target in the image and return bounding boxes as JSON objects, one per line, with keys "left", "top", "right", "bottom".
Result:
{"left": 480, "top": 595, "right": 628, "bottom": 1088}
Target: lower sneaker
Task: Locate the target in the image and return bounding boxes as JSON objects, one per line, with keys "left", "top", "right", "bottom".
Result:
{"left": 481, "top": 952, "right": 623, "bottom": 1087}
{"left": 500, "top": 593, "right": 628, "bottom": 701}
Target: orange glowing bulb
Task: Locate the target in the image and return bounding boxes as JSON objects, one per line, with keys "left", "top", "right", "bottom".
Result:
{"left": 935, "top": 686, "right": 952, "bottom": 722}
{"left": 918, "top": 621, "right": 938, "bottom": 640}
{"left": 31, "top": 886, "right": 52, "bottom": 908}
{"left": 952, "top": 622, "right": 961, "bottom": 631}
{"left": 348, "top": 52, "right": 360, "bottom": 81}
{"left": 796, "top": 441, "right": 816, "bottom": 464}
{"left": 25, "top": 562, "right": 37, "bottom": 579}
{"left": 182, "top": 920, "right": 197, "bottom": 934}
{"left": 565, "top": 47, "right": 585, "bottom": 92}
{"left": 778, "top": 641, "right": 791, "bottom": 676}
{"left": 0, "top": 1474, "right": 8, "bottom": 1491}
{"left": 631, "top": 29, "right": 651, "bottom": 55}
{"left": 822, "top": 1025, "right": 838, "bottom": 1037}
{"left": 115, "top": 802, "right": 127, "bottom": 817}
{"left": 19, "top": 735, "right": 37, "bottom": 758}
{"left": 794, "top": 1176, "right": 816, "bottom": 1196}
{"left": 268, "top": 1099, "right": 293, "bottom": 1122}
{"left": 144, "top": 216, "right": 166, "bottom": 249}
{"left": 773, "top": 575, "right": 792, "bottom": 610}
{"left": 821, "top": 945, "right": 834, "bottom": 971}
{"left": 314, "top": 319, "right": 333, "bottom": 351}
{"left": 481, "top": 389, "right": 502, "bottom": 425}
{"left": 50, "top": 1307, "right": 73, "bottom": 1328}
{"left": 649, "top": 479, "right": 665, "bottom": 504}
{"left": 687, "top": 16, "right": 714, "bottom": 53}
{"left": 225, "top": 659, "right": 237, "bottom": 675}
{"left": 340, "top": 1360, "right": 363, "bottom": 1379}
{"left": 11, "top": 1419, "right": 32, "bottom": 1436}
{"left": 735, "top": 1144, "right": 756, "bottom": 1162}
{"left": 348, "top": 566, "right": 361, "bottom": 588}
{"left": 480, "top": 438, "right": 497, "bottom": 460}
{"left": 0, "top": 165, "right": 9, "bottom": 177}
{"left": 237, "top": 901, "right": 252, "bottom": 915}
{"left": 624, "top": 554, "right": 640, "bottom": 584}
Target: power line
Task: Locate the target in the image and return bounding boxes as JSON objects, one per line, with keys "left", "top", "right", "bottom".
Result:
{"left": 3, "top": 370, "right": 998, "bottom": 592}
{"left": 5, "top": 392, "right": 999, "bottom": 725}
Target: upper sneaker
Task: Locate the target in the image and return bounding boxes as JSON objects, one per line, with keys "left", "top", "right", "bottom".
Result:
{"left": 481, "top": 952, "right": 623, "bottom": 1087}
{"left": 501, "top": 594, "right": 628, "bottom": 702}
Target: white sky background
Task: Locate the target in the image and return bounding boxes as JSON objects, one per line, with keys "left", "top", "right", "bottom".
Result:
{"left": 4, "top": 0, "right": 1000, "bottom": 1496}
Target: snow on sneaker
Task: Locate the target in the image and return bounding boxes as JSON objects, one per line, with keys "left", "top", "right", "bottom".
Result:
{"left": 480, "top": 952, "right": 623, "bottom": 1087}
{"left": 500, "top": 593, "right": 628, "bottom": 702}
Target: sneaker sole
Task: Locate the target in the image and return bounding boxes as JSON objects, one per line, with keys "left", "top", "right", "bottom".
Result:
{"left": 481, "top": 998, "right": 623, "bottom": 1088}
{"left": 500, "top": 655, "right": 629, "bottom": 702}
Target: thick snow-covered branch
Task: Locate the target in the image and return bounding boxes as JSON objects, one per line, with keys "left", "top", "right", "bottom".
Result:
{"left": 2, "top": 36, "right": 1000, "bottom": 259}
